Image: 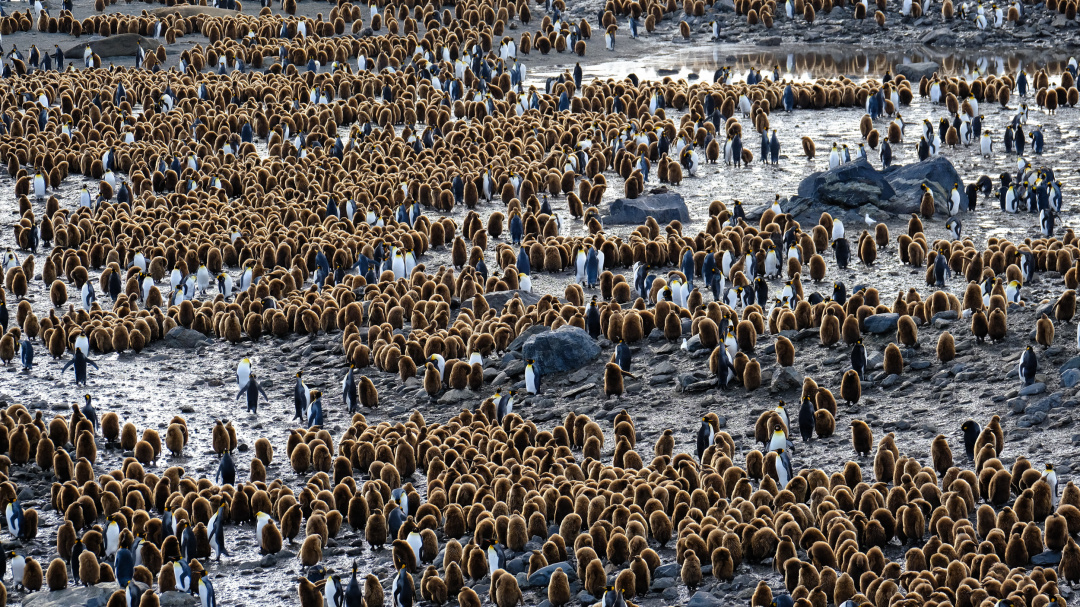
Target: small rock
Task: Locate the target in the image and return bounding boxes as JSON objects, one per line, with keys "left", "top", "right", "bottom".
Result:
{"left": 864, "top": 314, "right": 900, "bottom": 334}
{"left": 654, "top": 563, "right": 681, "bottom": 578}
{"left": 528, "top": 562, "right": 576, "bottom": 586}
{"left": 1062, "top": 369, "right": 1080, "bottom": 388}
{"left": 1019, "top": 382, "right": 1046, "bottom": 396}
{"left": 770, "top": 366, "right": 802, "bottom": 393}
{"left": 688, "top": 591, "right": 723, "bottom": 607}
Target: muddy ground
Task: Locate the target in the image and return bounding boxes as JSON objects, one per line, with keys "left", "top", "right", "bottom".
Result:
{"left": 3, "top": 0, "right": 1080, "bottom": 606}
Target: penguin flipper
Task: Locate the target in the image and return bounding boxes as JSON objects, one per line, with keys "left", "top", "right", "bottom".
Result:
{"left": 86, "top": 358, "right": 99, "bottom": 370}
{"left": 60, "top": 358, "right": 74, "bottom": 373}
{"left": 236, "top": 386, "right": 246, "bottom": 400}
{"left": 258, "top": 385, "right": 269, "bottom": 402}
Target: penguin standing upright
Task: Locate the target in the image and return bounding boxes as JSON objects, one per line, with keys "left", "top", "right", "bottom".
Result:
{"left": 1018, "top": 345, "right": 1037, "bottom": 386}
{"left": 496, "top": 390, "right": 515, "bottom": 423}
{"left": 5, "top": 499, "right": 24, "bottom": 540}
{"left": 798, "top": 397, "right": 814, "bottom": 441}
{"left": 294, "top": 371, "right": 310, "bottom": 421}
{"left": 196, "top": 571, "right": 218, "bottom": 607}
{"left": 236, "top": 372, "right": 269, "bottom": 413}
{"left": 105, "top": 514, "right": 120, "bottom": 555}
{"left": 392, "top": 564, "right": 414, "bottom": 607}
{"left": 209, "top": 505, "right": 228, "bottom": 560}
{"left": 851, "top": 340, "right": 866, "bottom": 378}
{"left": 237, "top": 358, "right": 251, "bottom": 392}
{"left": 173, "top": 559, "right": 192, "bottom": 592}
{"left": 525, "top": 360, "right": 540, "bottom": 395}
{"left": 774, "top": 448, "right": 794, "bottom": 488}
{"left": 585, "top": 297, "right": 601, "bottom": 338}
{"left": 307, "top": 390, "right": 324, "bottom": 428}
{"left": 342, "top": 365, "right": 358, "bottom": 414}
{"left": 60, "top": 349, "right": 98, "bottom": 386}
{"left": 114, "top": 539, "right": 134, "bottom": 587}
{"left": 696, "top": 417, "right": 717, "bottom": 462}
{"left": 614, "top": 339, "right": 632, "bottom": 372}
{"left": 215, "top": 450, "right": 236, "bottom": 486}
{"left": 345, "top": 561, "right": 364, "bottom": 607}
{"left": 18, "top": 338, "right": 32, "bottom": 371}
{"left": 1043, "top": 463, "right": 1059, "bottom": 504}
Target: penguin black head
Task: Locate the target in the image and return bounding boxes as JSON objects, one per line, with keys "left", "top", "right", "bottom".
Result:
{"left": 1046, "top": 463, "right": 1055, "bottom": 471}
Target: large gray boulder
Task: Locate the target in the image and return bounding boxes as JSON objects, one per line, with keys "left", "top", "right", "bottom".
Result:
{"left": 528, "top": 562, "right": 576, "bottom": 586}
{"left": 65, "top": 34, "right": 162, "bottom": 59}
{"left": 465, "top": 290, "right": 542, "bottom": 314}
{"left": 522, "top": 326, "right": 600, "bottom": 374}
{"left": 864, "top": 313, "right": 900, "bottom": 334}
{"left": 605, "top": 191, "right": 689, "bottom": 225}
{"left": 796, "top": 158, "right": 896, "bottom": 208}
{"left": 895, "top": 61, "right": 940, "bottom": 81}
{"left": 164, "top": 327, "right": 213, "bottom": 348}
{"left": 881, "top": 156, "right": 965, "bottom": 215}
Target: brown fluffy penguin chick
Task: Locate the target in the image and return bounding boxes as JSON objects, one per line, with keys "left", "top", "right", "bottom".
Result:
{"left": 971, "top": 310, "right": 989, "bottom": 343}
{"left": 814, "top": 409, "right": 835, "bottom": 438}
{"left": 681, "top": 551, "right": 702, "bottom": 591}
{"left": 1036, "top": 313, "right": 1055, "bottom": 348}
{"left": 775, "top": 335, "right": 795, "bottom": 367}
{"left": 936, "top": 331, "right": 955, "bottom": 363}
{"left": 46, "top": 557, "right": 67, "bottom": 590}
{"left": 365, "top": 574, "right": 384, "bottom": 607}
{"left": 896, "top": 314, "right": 918, "bottom": 347}
{"left": 458, "top": 587, "right": 481, "bottom": 607}
{"left": 931, "top": 435, "right": 953, "bottom": 475}
{"left": 79, "top": 550, "right": 100, "bottom": 584}
{"left": 23, "top": 556, "right": 43, "bottom": 590}
{"left": 423, "top": 362, "right": 441, "bottom": 396}
{"left": 883, "top": 343, "right": 903, "bottom": 375}
{"left": 752, "top": 580, "right": 773, "bottom": 606}
{"left": 1055, "top": 289, "right": 1076, "bottom": 322}
{"left": 743, "top": 358, "right": 761, "bottom": 390}
{"left": 851, "top": 420, "right": 873, "bottom": 456}
{"left": 297, "top": 576, "right": 322, "bottom": 607}
{"left": 840, "top": 369, "right": 861, "bottom": 405}
{"left": 988, "top": 308, "right": 1007, "bottom": 342}
{"left": 604, "top": 362, "right": 624, "bottom": 398}
{"left": 919, "top": 185, "right": 935, "bottom": 218}
{"left": 712, "top": 547, "right": 734, "bottom": 581}
{"left": 494, "top": 570, "right": 523, "bottom": 607}
{"left": 1062, "top": 537, "right": 1080, "bottom": 582}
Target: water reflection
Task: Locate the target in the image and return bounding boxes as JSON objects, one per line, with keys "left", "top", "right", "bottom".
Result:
{"left": 533, "top": 44, "right": 1078, "bottom": 85}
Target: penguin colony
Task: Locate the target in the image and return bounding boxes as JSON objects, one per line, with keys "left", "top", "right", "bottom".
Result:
{"left": 1, "top": 0, "right": 1080, "bottom": 604}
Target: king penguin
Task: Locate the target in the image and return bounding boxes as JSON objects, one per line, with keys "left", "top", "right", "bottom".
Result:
{"left": 237, "top": 372, "right": 269, "bottom": 413}
{"left": 1018, "top": 345, "right": 1037, "bottom": 386}
{"left": 696, "top": 417, "right": 717, "bottom": 463}
{"left": 525, "top": 359, "right": 540, "bottom": 394}
{"left": 60, "top": 349, "right": 98, "bottom": 386}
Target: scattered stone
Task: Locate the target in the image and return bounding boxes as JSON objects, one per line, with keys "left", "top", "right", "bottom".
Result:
{"left": 604, "top": 191, "right": 690, "bottom": 225}
{"left": 688, "top": 591, "right": 723, "bottom": 607}
{"left": 528, "top": 562, "right": 576, "bottom": 586}
{"left": 770, "top": 367, "right": 802, "bottom": 393}
{"left": 1019, "top": 382, "right": 1046, "bottom": 396}
{"left": 1063, "top": 369, "right": 1080, "bottom": 388}
{"left": 864, "top": 314, "right": 900, "bottom": 334}
{"left": 163, "top": 327, "right": 213, "bottom": 348}
{"left": 1031, "top": 551, "right": 1062, "bottom": 566}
